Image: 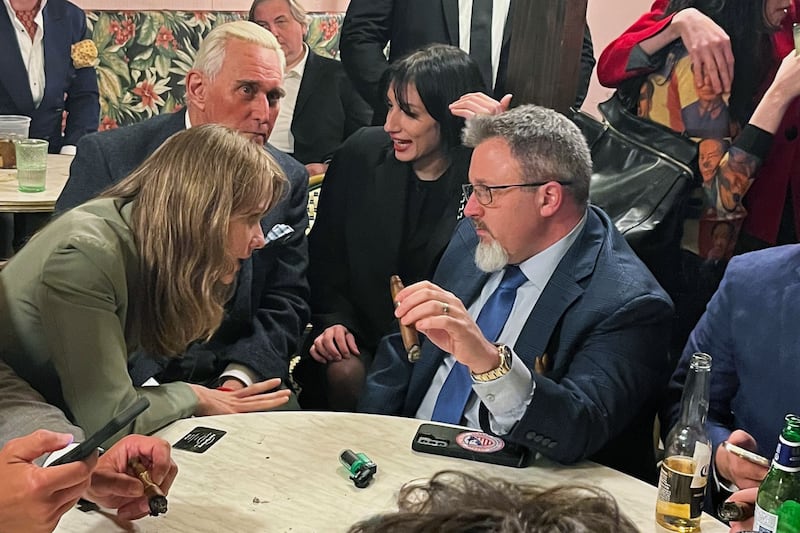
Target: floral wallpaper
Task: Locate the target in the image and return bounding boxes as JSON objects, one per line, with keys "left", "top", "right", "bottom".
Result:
{"left": 85, "top": 11, "right": 344, "bottom": 129}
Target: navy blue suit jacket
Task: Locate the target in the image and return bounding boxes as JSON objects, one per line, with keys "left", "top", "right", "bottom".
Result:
{"left": 0, "top": 0, "right": 98, "bottom": 152}
{"left": 55, "top": 110, "right": 310, "bottom": 384}
{"left": 663, "top": 245, "right": 800, "bottom": 462}
{"left": 360, "top": 207, "right": 673, "bottom": 482}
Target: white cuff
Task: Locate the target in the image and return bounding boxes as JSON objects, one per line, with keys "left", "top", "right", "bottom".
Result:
{"left": 472, "top": 350, "right": 535, "bottom": 435}
{"left": 59, "top": 145, "right": 76, "bottom": 155}
{"left": 220, "top": 364, "right": 257, "bottom": 387}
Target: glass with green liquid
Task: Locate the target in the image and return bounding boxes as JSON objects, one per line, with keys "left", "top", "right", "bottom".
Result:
{"left": 14, "top": 138, "right": 48, "bottom": 192}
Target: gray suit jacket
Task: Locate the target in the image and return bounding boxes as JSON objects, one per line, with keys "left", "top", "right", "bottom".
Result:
{"left": 56, "top": 111, "right": 311, "bottom": 384}
{"left": 360, "top": 207, "right": 673, "bottom": 482}
{"left": 0, "top": 359, "right": 83, "bottom": 453}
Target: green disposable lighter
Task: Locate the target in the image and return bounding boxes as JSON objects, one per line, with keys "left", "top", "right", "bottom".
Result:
{"left": 340, "top": 449, "right": 377, "bottom": 488}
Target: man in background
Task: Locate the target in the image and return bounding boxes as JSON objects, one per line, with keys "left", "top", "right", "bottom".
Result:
{"left": 249, "top": 0, "right": 372, "bottom": 176}
{"left": 339, "top": 0, "right": 596, "bottom": 120}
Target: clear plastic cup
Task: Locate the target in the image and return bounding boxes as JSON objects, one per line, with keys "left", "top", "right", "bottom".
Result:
{"left": 14, "top": 139, "right": 48, "bottom": 192}
{"left": 0, "top": 115, "right": 31, "bottom": 169}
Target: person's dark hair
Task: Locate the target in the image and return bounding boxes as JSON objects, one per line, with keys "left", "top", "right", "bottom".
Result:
{"left": 347, "top": 470, "right": 639, "bottom": 533}
{"left": 661, "top": 0, "right": 773, "bottom": 123}
{"left": 382, "top": 44, "right": 488, "bottom": 154}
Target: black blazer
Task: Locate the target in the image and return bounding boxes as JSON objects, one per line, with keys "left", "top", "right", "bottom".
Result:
{"left": 290, "top": 51, "right": 372, "bottom": 164}
{"left": 340, "top": 0, "right": 596, "bottom": 115}
{"left": 0, "top": 0, "right": 99, "bottom": 152}
{"left": 308, "top": 126, "right": 470, "bottom": 353}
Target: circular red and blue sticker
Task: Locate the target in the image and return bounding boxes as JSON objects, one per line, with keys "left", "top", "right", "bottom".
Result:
{"left": 455, "top": 431, "right": 505, "bottom": 453}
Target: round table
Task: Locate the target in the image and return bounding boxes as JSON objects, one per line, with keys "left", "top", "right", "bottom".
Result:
{"left": 54, "top": 411, "right": 728, "bottom": 532}
{"left": 0, "top": 154, "right": 72, "bottom": 212}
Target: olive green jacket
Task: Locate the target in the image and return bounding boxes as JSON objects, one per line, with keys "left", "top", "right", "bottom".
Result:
{"left": 0, "top": 199, "right": 196, "bottom": 445}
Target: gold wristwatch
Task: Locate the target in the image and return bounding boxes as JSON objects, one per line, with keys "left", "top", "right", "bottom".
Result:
{"left": 471, "top": 344, "right": 512, "bottom": 382}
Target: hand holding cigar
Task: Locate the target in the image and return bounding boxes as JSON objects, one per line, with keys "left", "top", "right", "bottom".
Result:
{"left": 129, "top": 458, "right": 168, "bottom": 516}
{"left": 390, "top": 275, "right": 421, "bottom": 362}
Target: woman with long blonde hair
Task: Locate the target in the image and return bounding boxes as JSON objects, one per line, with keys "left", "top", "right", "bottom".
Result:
{"left": 0, "top": 124, "right": 291, "bottom": 443}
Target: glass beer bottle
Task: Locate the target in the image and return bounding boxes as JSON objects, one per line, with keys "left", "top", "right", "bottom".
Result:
{"left": 656, "top": 352, "right": 713, "bottom": 532}
{"left": 754, "top": 414, "right": 800, "bottom": 533}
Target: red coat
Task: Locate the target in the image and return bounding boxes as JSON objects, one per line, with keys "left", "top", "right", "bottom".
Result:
{"left": 597, "top": 1, "right": 800, "bottom": 244}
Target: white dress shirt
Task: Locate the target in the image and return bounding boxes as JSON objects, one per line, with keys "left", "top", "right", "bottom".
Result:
{"left": 268, "top": 44, "right": 309, "bottom": 155}
{"left": 416, "top": 213, "right": 587, "bottom": 434}
{"left": 3, "top": 0, "right": 47, "bottom": 108}
{"left": 458, "top": 0, "right": 511, "bottom": 90}
{"left": 3, "top": 0, "right": 78, "bottom": 154}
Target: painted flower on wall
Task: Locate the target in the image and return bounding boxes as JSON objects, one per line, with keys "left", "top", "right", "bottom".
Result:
{"left": 86, "top": 10, "right": 344, "bottom": 127}
{"left": 155, "top": 26, "right": 178, "bottom": 50}
{"left": 131, "top": 72, "right": 170, "bottom": 115}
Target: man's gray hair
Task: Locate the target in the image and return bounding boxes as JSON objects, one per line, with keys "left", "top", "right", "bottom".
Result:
{"left": 249, "top": 0, "right": 311, "bottom": 28}
{"left": 462, "top": 105, "right": 592, "bottom": 206}
{"left": 192, "top": 20, "right": 286, "bottom": 81}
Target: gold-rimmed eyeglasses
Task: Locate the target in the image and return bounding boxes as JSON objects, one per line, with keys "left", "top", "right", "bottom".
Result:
{"left": 462, "top": 181, "right": 574, "bottom": 206}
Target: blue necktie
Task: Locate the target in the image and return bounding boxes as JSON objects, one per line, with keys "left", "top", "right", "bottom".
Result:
{"left": 430, "top": 265, "right": 528, "bottom": 424}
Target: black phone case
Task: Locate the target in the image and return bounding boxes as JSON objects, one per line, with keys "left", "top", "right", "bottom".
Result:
{"left": 411, "top": 423, "right": 530, "bottom": 468}
{"left": 49, "top": 397, "right": 150, "bottom": 466}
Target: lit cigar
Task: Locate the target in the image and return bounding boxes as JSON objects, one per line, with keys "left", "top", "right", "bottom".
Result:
{"left": 717, "top": 501, "right": 755, "bottom": 522}
{"left": 390, "top": 275, "right": 421, "bottom": 362}
{"left": 129, "top": 458, "right": 168, "bottom": 516}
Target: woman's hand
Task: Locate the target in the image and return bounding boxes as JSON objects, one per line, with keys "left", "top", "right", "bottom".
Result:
{"left": 309, "top": 324, "right": 361, "bottom": 363}
{"left": 449, "top": 92, "right": 512, "bottom": 119}
{"left": 189, "top": 378, "right": 291, "bottom": 416}
{"left": 750, "top": 50, "right": 800, "bottom": 133}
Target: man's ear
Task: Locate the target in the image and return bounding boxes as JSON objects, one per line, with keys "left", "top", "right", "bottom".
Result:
{"left": 185, "top": 70, "right": 206, "bottom": 111}
{"left": 539, "top": 182, "right": 564, "bottom": 218}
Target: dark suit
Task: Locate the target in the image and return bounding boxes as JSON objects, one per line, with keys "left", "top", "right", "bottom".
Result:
{"left": 360, "top": 207, "right": 674, "bottom": 482}
{"left": 0, "top": 0, "right": 98, "bottom": 153}
{"left": 340, "top": 0, "right": 596, "bottom": 115}
{"left": 663, "top": 245, "right": 800, "bottom": 469}
{"left": 55, "top": 110, "right": 310, "bottom": 384}
{"left": 289, "top": 51, "right": 372, "bottom": 164}
{"left": 307, "top": 126, "right": 469, "bottom": 354}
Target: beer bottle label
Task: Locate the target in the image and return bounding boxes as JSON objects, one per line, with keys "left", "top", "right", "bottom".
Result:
{"left": 754, "top": 503, "right": 778, "bottom": 533}
{"left": 656, "top": 449, "right": 710, "bottom": 520}
{"left": 773, "top": 437, "right": 800, "bottom": 472}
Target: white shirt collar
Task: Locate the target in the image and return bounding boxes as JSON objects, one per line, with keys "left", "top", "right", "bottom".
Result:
{"left": 515, "top": 211, "right": 588, "bottom": 291}
{"left": 286, "top": 43, "right": 309, "bottom": 79}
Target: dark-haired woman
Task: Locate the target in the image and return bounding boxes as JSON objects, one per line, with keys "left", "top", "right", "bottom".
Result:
{"left": 300, "top": 44, "right": 505, "bottom": 411}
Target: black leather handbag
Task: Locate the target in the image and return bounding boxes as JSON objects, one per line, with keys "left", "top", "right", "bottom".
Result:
{"left": 572, "top": 95, "right": 700, "bottom": 294}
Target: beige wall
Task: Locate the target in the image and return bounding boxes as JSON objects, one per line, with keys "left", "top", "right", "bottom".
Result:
{"left": 71, "top": 0, "right": 653, "bottom": 116}
{"left": 72, "top": 0, "right": 349, "bottom": 11}
{"left": 584, "top": 0, "right": 654, "bottom": 116}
